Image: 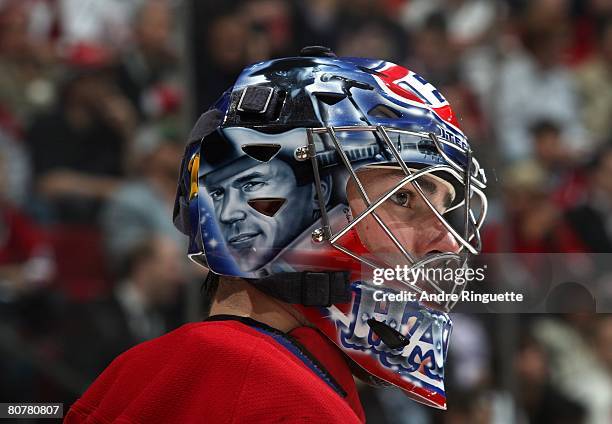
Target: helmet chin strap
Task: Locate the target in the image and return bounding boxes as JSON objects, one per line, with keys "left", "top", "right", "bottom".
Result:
{"left": 250, "top": 270, "right": 417, "bottom": 351}
{"left": 247, "top": 271, "right": 351, "bottom": 307}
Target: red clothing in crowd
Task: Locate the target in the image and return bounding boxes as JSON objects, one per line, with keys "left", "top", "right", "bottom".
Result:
{"left": 0, "top": 205, "right": 48, "bottom": 264}
{"left": 65, "top": 315, "right": 365, "bottom": 423}
{"left": 482, "top": 218, "right": 587, "bottom": 254}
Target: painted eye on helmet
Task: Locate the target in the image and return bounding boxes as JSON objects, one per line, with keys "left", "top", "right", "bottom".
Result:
{"left": 242, "top": 181, "right": 266, "bottom": 193}
{"left": 208, "top": 188, "right": 224, "bottom": 201}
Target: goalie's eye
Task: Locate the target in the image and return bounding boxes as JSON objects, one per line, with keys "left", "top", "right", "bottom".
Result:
{"left": 390, "top": 190, "right": 412, "bottom": 208}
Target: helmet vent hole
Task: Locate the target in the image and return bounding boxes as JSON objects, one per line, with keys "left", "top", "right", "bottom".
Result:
{"left": 241, "top": 144, "right": 281, "bottom": 162}
{"left": 247, "top": 198, "right": 286, "bottom": 217}
{"left": 314, "top": 92, "right": 347, "bottom": 105}
{"left": 368, "top": 105, "right": 401, "bottom": 119}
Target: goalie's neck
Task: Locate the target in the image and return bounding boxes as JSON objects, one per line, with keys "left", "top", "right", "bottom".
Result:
{"left": 209, "top": 276, "right": 310, "bottom": 333}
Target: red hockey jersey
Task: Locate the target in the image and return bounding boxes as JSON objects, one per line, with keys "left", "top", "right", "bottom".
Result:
{"left": 65, "top": 315, "right": 365, "bottom": 423}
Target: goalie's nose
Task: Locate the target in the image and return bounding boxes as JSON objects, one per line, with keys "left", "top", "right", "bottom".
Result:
{"left": 415, "top": 214, "right": 461, "bottom": 259}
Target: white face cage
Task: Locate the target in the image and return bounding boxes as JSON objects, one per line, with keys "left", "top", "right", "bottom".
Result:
{"left": 306, "top": 125, "right": 488, "bottom": 312}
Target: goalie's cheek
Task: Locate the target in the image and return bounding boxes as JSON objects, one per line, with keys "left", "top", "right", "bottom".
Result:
{"left": 375, "top": 206, "right": 459, "bottom": 259}
{"left": 352, "top": 210, "right": 420, "bottom": 260}
{"left": 414, "top": 213, "right": 461, "bottom": 256}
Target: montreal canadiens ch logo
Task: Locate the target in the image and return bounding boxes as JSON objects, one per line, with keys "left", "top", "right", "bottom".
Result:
{"left": 370, "top": 63, "right": 459, "bottom": 129}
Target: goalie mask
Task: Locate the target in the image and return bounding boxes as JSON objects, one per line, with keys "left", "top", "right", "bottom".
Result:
{"left": 174, "top": 47, "right": 487, "bottom": 409}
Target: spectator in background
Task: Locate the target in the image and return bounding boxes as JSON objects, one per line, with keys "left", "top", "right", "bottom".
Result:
{"left": 561, "top": 0, "right": 612, "bottom": 65}
{"left": 533, "top": 314, "right": 612, "bottom": 424}
{"left": 401, "top": 12, "right": 457, "bottom": 85}
{"left": 0, "top": 147, "right": 54, "bottom": 302}
{"left": 438, "top": 389, "right": 493, "bottom": 424}
{"left": 530, "top": 119, "right": 575, "bottom": 175}
{"left": 483, "top": 160, "right": 585, "bottom": 253}
{"left": 60, "top": 236, "right": 185, "bottom": 383}
{"left": 514, "top": 334, "right": 585, "bottom": 424}
{"left": 0, "top": 129, "right": 31, "bottom": 206}
{"left": 357, "top": 384, "right": 432, "bottom": 424}
{"left": 400, "top": 0, "right": 496, "bottom": 51}
{"left": 59, "top": 0, "right": 144, "bottom": 48}
{"left": 447, "top": 315, "right": 491, "bottom": 391}
{"left": 566, "top": 143, "right": 612, "bottom": 252}
{"left": 26, "top": 45, "right": 137, "bottom": 223}
{"left": 0, "top": 1, "right": 58, "bottom": 129}
{"left": 594, "top": 316, "right": 612, "bottom": 376}
{"left": 116, "top": 0, "right": 181, "bottom": 120}
{"left": 0, "top": 134, "right": 57, "bottom": 403}
{"left": 195, "top": 11, "right": 250, "bottom": 110}
{"left": 336, "top": 18, "right": 405, "bottom": 63}
{"left": 101, "top": 124, "right": 185, "bottom": 267}
{"left": 335, "top": 0, "right": 406, "bottom": 63}
{"left": 291, "top": 0, "right": 341, "bottom": 50}
{"left": 495, "top": 2, "right": 588, "bottom": 162}
{"left": 528, "top": 119, "right": 587, "bottom": 208}
{"left": 194, "top": 2, "right": 297, "bottom": 110}
{"left": 334, "top": 4, "right": 406, "bottom": 64}
{"left": 575, "top": 17, "right": 612, "bottom": 145}
{"left": 239, "top": 0, "right": 293, "bottom": 59}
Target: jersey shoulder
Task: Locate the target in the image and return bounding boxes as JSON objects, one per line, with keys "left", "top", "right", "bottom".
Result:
{"left": 67, "top": 320, "right": 361, "bottom": 423}
{"left": 66, "top": 321, "right": 277, "bottom": 423}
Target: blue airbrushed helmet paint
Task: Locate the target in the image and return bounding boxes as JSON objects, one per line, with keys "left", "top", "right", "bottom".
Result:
{"left": 174, "top": 54, "right": 485, "bottom": 277}
{"left": 173, "top": 50, "right": 487, "bottom": 409}
{"left": 211, "top": 56, "right": 470, "bottom": 166}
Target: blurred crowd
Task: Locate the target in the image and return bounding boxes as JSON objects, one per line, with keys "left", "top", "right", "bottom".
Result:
{"left": 0, "top": 0, "right": 611, "bottom": 422}
{"left": 0, "top": 0, "right": 199, "bottom": 410}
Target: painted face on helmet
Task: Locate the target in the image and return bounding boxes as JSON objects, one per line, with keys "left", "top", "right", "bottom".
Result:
{"left": 204, "top": 160, "right": 315, "bottom": 272}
